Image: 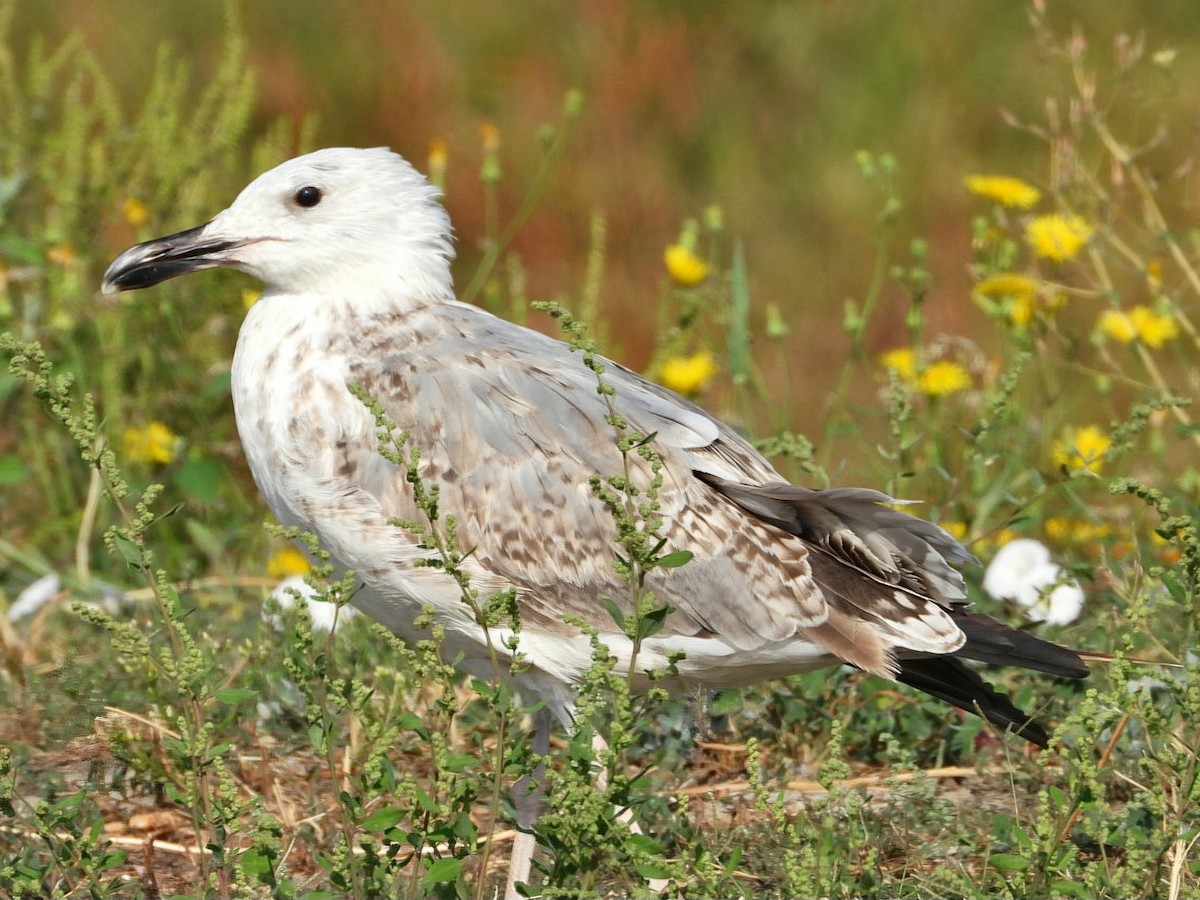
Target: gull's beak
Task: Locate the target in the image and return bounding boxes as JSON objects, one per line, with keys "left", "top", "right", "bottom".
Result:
{"left": 101, "top": 222, "right": 251, "bottom": 294}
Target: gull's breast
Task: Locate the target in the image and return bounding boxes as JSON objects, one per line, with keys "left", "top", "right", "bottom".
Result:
{"left": 230, "top": 293, "right": 369, "bottom": 530}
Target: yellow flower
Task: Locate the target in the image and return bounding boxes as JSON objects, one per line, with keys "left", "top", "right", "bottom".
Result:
{"left": 122, "top": 198, "right": 149, "bottom": 228}
{"left": 268, "top": 546, "right": 312, "bottom": 579}
{"left": 939, "top": 521, "right": 969, "bottom": 541}
{"left": 965, "top": 174, "right": 1042, "bottom": 209}
{"left": 974, "top": 273, "right": 1040, "bottom": 326}
{"left": 241, "top": 288, "right": 262, "bottom": 310}
{"left": 1052, "top": 424, "right": 1111, "bottom": 474}
{"left": 879, "top": 347, "right": 918, "bottom": 384}
{"left": 123, "top": 421, "right": 179, "bottom": 465}
{"left": 1008, "top": 294, "right": 1034, "bottom": 326}
{"left": 974, "top": 273, "right": 1038, "bottom": 301}
{"left": 917, "top": 360, "right": 971, "bottom": 396}
{"left": 1097, "top": 309, "right": 1136, "bottom": 343}
{"left": 1042, "top": 517, "right": 1072, "bottom": 543}
{"left": 659, "top": 351, "right": 717, "bottom": 395}
{"left": 1044, "top": 517, "right": 1112, "bottom": 544}
{"left": 664, "top": 244, "right": 710, "bottom": 287}
{"left": 1098, "top": 306, "right": 1178, "bottom": 348}
{"left": 1026, "top": 214, "right": 1093, "bottom": 262}
{"left": 1129, "top": 306, "right": 1178, "bottom": 348}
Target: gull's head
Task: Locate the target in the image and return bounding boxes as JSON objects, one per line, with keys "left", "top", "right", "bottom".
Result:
{"left": 101, "top": 147, "right": 454, "bottom": 299}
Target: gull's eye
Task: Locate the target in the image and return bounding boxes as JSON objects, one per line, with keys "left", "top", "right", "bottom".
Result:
{"left": 294, "top": 185, "right": 322, "bottom": 208}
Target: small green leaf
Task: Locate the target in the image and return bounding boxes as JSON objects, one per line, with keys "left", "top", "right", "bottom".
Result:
{"left": 397, "top": 711, "right": 427, "bottom": 734}
{"left": 113, "top": 533, "right": 145, "bottom": 568}
{"left": 215, "top": 688, "right": 258, "bottom": 705}
{"left": 1162, "top": 570, "right": 1187, "bottom": 602}
{"left": 569, "top": 727, "right": 596, "bottom": 763}
{"left": 309, "top": 723, "right": 328, "bottom": 755}
{"left": 440, "top": 751, "right": 478, "bottom": 774}
{"left": 411, "top": 786, "right": 438, "bottom": 814}
{"left": 722, "top": 845, "right": 743, "bottom": 876}
{"left": 628, "top": 833, "right": 665, "bottom": 857}
{"left": 602, "top": 596, "right": 626, "bottom": 630}
{"left": 147, "top": 502, "right": 186, "bottom": 527}
{"left": 421, "top": 856, "right": 462, "bottom": 885}
{"left": 1047, "top": 784, "right": 1067, "bottom": 810}
{"left": 239, "top": 847, "right": 271, "bottom": 877}
{"left": 361, "top": 806, "right": 405, "bottom": 832}
{"left": 655, "top": 549, "right": 694, "bottom": 569}
{"left": 452, "top": 812, "right": 476, "bottom": 842}
{"left": 634, "top": 861, "right": 672, "bottom": 879}
{"left": 988, "top": 853, "right": 1030, "bottom": 871}
{"left": 1011, "top": 823, "right": 1034, "bottom": 851}
{"left": 635, "top": 603, "right": 673, "bottom": 640}
{"left": 470, "top": 677, "right": 496, "bottom": 701}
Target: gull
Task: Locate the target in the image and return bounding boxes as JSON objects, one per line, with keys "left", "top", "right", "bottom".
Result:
{"left": 102, "top": 147, "right": 1089, "bottom": 894}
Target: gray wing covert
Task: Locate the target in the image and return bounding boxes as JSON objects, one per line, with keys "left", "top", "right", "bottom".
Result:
{"left": 346, "top": 308, "right": 830, "bottom": 646}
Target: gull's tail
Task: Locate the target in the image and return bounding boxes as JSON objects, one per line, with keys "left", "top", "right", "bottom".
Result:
{"left": 897, "top": 606, "right": 1087, "bottom": 747}
{"left": 696, "top": 472, "right": 1090, "bottom": 747}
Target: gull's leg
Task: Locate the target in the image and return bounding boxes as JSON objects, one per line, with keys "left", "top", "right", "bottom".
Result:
{"left": 505, "top": 706, "right": 552, "bottom": 900}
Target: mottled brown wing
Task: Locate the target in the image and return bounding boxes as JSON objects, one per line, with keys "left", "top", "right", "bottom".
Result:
{"left": 344, "top": 303, "right": 835, "bottom": 649}
{"left": 346, "top": 302, "right": 974, "bottom": 671}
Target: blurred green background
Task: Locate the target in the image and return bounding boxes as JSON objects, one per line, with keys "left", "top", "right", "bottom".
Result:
{"left": 9, "top": 0, "right": 1200, "bottom": 429}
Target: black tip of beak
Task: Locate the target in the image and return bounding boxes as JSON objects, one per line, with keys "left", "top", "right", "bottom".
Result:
{"left": 101, "top": 222, "right": 244, "bottom": 294}
{"left": 104, "top": 257, "right": 205, "bottom": 292}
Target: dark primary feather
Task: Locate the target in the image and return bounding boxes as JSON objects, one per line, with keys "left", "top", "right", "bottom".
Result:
{"left": 948, "top": 606, "right": 1090, "bottom": 678}
{"left": 696, "top": 470, "right": 1089, "bottom": 746}
{"left": 895, "top": 657, "right": 1054, "bottom": 746}
{"left": 894, "top": 607, "right": 1089, "bottom": 747}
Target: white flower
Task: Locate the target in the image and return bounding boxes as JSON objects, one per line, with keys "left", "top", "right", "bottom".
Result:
{"left": 982, "top": 538, "right": 1084, "bottom": 626}
{"left": 8, "top": 573, "right": 62, "bottom": 621}
{"left": 9, "top": 574, "right": 133, "bottom": 622}
{"left": 264, "top": 575, "right": 354, "bottom": 633}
